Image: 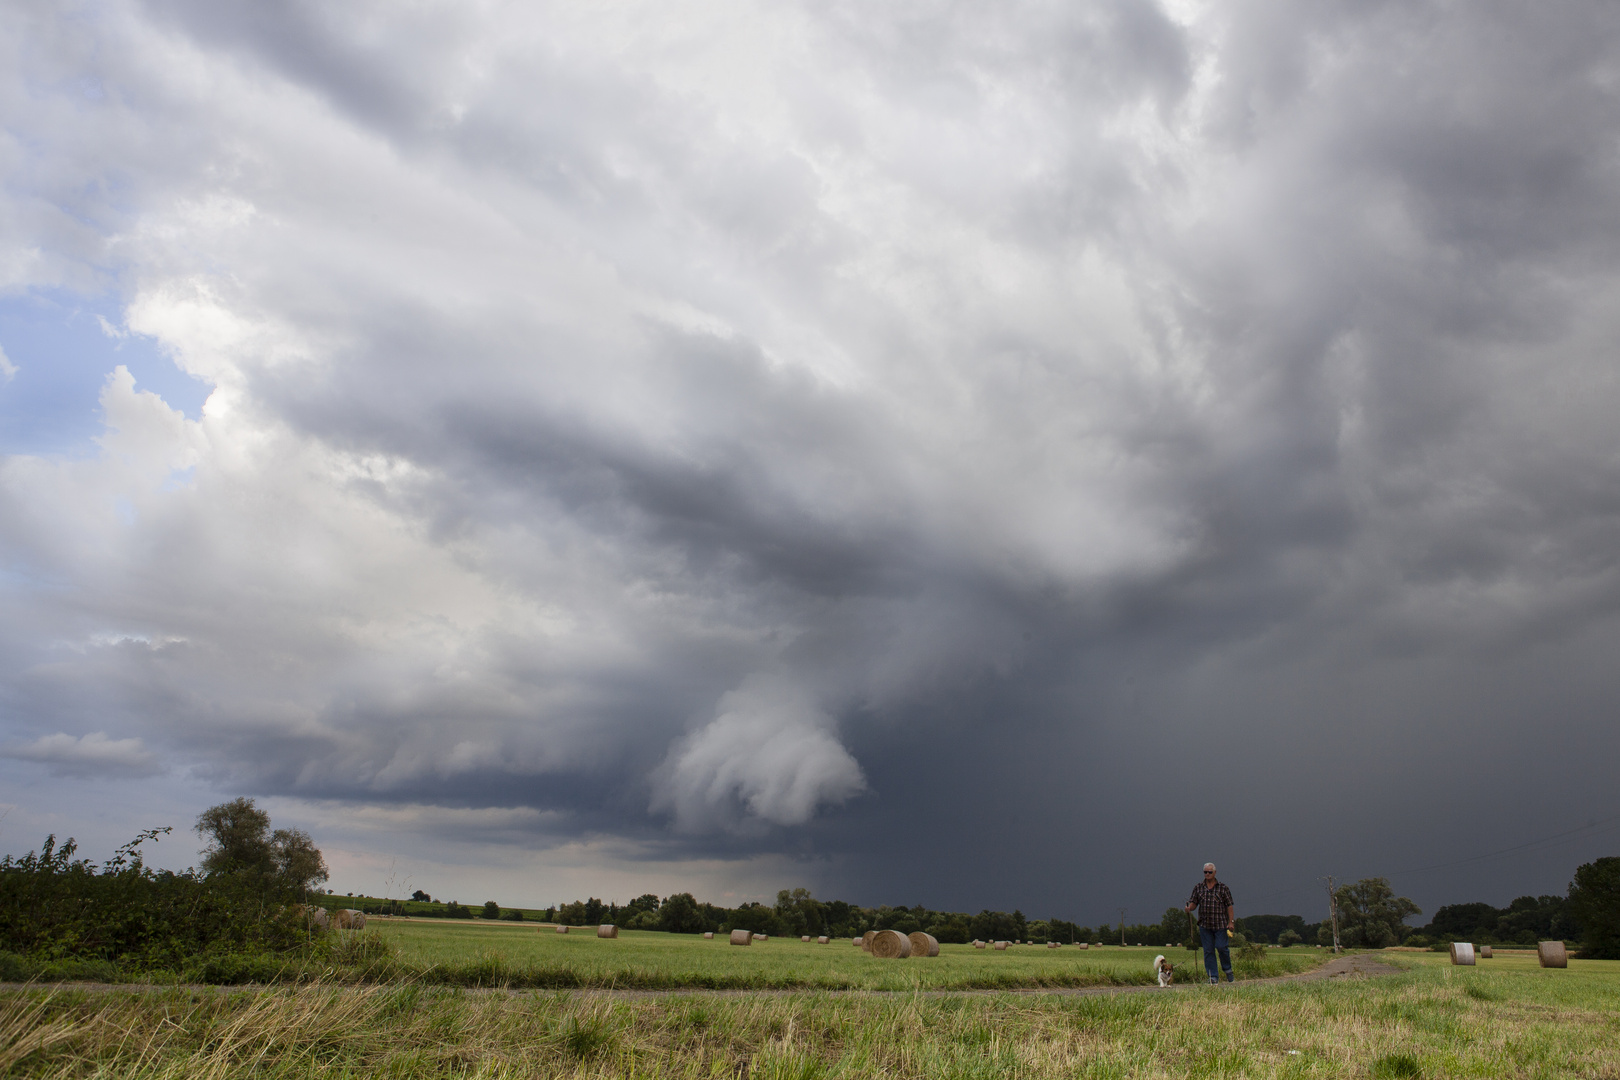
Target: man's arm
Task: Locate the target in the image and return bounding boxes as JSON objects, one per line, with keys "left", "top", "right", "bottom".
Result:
{"left": 1226, "top": 904, "right": 1235, "bottom": 931}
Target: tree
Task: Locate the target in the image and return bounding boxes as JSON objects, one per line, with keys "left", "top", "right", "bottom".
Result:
{"left": 195, "top": 797, "right": 328, "bottom": 897}
{"left": 411, "top": 890, "right": 431, "bottom": 902}
{"left": 482, "top": 900, "right": 500, "bottom": 919}
{"left": 196, "top": 798, "right": 274, "bottom": 877}
{"left": 775, "top": 888, "right": 826, "bottom": 937}
{"left": 1568, "top": 856, "right": 1620, "bottom": 960}
{"left": 1334, "top": 878, "right": 1420, "bottom": 948}
{"left": 625, "top": 893, "right": 661, "bottom": 918}
{"left": 270, "top": 828, "right": 329, "bottom": 895}
{"left": 659, "top": 892, "right": 707, "bottom": 934}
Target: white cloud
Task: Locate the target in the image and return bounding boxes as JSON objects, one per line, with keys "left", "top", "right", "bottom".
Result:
{"left": 2, "top": 732, "right": 162, "bottom": 778}
{"left": 0, "top": 344, "right": 15, "bottom": 381}
{"left": 651, "top": 678, "right": 867, "bottom": 833}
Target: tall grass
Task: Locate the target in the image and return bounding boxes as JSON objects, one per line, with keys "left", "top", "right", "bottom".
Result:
{"left": 5, "top": 956, "right": 1619, "bottom": 1077}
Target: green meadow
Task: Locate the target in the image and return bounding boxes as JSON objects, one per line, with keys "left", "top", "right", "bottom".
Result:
{"left": 5, "top": 947, "right": 1620, "bottom": 1078}
{"left": 373, "top": 919, "right": 1321, "bottom": 990}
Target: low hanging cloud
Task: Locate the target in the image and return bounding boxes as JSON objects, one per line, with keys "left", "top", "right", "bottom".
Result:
{"left": 651, "top": 679, "right": 867, "bottom": 834}
{"left": 2, "top": 732, "right": 163, "bottom": 778}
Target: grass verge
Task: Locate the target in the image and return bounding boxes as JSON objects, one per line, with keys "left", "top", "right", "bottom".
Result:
{"left": 3, "top": 954, "right": 1619, "bottom": 1078}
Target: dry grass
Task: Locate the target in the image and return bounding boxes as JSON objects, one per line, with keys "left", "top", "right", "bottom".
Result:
{"left": 3, "top": 954, "right": 1619, "bottom": 1078}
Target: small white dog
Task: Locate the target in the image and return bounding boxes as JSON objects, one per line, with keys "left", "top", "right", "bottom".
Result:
{"left": 1153, "top": 954, "right": 1175, "bottom": 987}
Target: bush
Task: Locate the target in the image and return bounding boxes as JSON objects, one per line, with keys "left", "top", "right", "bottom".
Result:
{"left": 0, "top": 832, "right": 320, "bottom": 971}
{"left": 482, "top": 901, "right": 501, "bottom": 920}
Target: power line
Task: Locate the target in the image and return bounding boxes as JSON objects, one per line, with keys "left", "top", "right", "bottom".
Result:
{"left": 1235, "top": 810, "right": 1620, "bottom": 914}
{"left": 1383, "top": 812, "right": 1620, "bottom": 879}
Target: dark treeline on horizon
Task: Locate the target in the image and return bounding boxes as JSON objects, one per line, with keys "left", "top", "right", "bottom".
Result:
{"left": 335, "top": 857, "right": 1620, "bottom": 953}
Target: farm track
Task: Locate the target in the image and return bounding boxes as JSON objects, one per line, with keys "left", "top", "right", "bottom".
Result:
{"left": 0, "top": 951, "right": 1397, "bottom": 998}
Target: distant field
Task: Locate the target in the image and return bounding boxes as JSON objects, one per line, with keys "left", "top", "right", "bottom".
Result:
{"left": 8, "top": 950, "right": 1620, "bottom": 1077}
{"left": 368, "top": 918, "right": 1323, "bottom": 990}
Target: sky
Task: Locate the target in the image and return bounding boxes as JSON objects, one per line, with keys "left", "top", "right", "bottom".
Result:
{"left": 3, "top": 0, "right": 1620, "bottom": 928}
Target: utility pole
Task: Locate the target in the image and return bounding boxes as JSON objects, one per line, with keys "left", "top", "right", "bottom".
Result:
{"left": 1118, "top": 907, "right": 1128, "bottom": 946}
{"left": 1324, "top": 876, "right": 1342, "bottom": 953}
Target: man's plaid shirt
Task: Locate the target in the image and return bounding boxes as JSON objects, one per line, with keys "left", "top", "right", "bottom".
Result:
{"left": 1189, "top": 881, "right": 1234, "bottom": 930}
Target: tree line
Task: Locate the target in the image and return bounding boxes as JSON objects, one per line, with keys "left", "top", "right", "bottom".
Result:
{"left": 520, "top": 862, "right": 1619, "bottom": 959}
{"left": 7, "top": 794, "right": 1617, "bottom": 971}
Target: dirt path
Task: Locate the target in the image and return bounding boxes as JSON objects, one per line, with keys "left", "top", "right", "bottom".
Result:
{"left": 0, "top": 952, "right": 1401, "bottom": 1000}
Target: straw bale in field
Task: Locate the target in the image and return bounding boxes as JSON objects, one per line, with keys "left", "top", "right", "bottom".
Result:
{"left": 869, "top": 928, "right": 912, "bottom": 958}
{"left": 555, "top": 925, "right": 569, "bottom": 933}
{"left": 908, "top": 931, "right": 940, "bottom": 957}
{"left": 993, "top": 940, "right": 1009, "bottom": 950}
{"left": 597, "top": 924, "right": 618, "bottom": 938}
{"left": 853, "top": 937, "right": 862, "bottom": 946}
{"left": 1078, "top": 942, "right": 1088, "bottom": 949}
{"left": 801, "top": 935, "right": 811, "bottom": 942}
{"left": 817, "top": 936, "right": 829, "bottom": 944}
{"left": 753, "top": 933, "right": 768, "bottom": 941}
{"left": 1449, "top": 942, "right": 1475, "bottom": 965}
{"left": 1479, "top": 945, "right": 1492, "bottom": 958}
{"left": 334, "top": 909, "right": 366, "bottom": 930}
{"left": 703, "top": 931, "right": 714, "bottom": 939}
{"left": 1538, "top": 941, "right": 1568, "bottom": 968}
{"left": 729, "top": 929, "right": 752, "bottom": 946}
{"left": 296, "top": 905, "right": 330, "bottom": 930}
{"left": 861, "top": 930, "right": 877, "bottom": 951}
{"left": 1047, "top": 941, "right": 1060, "bottom": 949}
{"left": 973, "top": 940, "right": 986, "bottom": 949}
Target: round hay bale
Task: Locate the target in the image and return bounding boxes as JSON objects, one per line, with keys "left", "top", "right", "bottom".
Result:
{"left": 869, "top": 929, "right": 912, "bottom": 959}
{"left": 1078, "top": 943, "right": 1088, "bottom": 949}
{"left": 862, "top": 930, "right": 877, "bottom": 952}
{"left": 817, "top": 936, "right": 829, "bottom": 944}
{"left": 801, "top": 935, "right": 812, "bottom": 942}
{"left": 1479, "top": 945, "right": 1493, "bottom": 958}
{"left": 853, "top": 937, "right": 862, "bottom": 946}
{"left": 729, "top": 929, "right": 753, "bottom": 946}
{"left": 1449, "top": 942, "right": 1476, "bottom": 965}
{"left": 555, "top": 924, "right": 569, "bottom": 934}
{"left": 597, "top": 924, "right": 618, "bottom": 939}
{"left": 973, "top": 940, "right": 986, "bottom": 949}
{"left": 1538, "top": 941, "right": 1568, "bottom": 968}
{"left": 351, "top": 912, "right": 365, "bottom": 930}
{"left": 703, "top": 931, "right": 714, "bottom": 939}
{"left": 993, "top": 941, "right": 1009, "bottom": 951}
{"left": 753, "top": 933, "right": 768, "bottom": 942}
{"left": 908, "top": 932, "right": 940, "bottom": 957}
{"left": 1047, "top": 941, "right": 1060, "bottom": 949}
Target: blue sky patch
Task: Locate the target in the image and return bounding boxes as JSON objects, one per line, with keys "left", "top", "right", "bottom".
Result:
{"left": 0, "top": 289, "right": 213, "bottom": 456}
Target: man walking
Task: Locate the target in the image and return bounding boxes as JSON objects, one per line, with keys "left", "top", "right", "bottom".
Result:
{"left": 1185, "top": 862, "right": 1236, "bottom": 984}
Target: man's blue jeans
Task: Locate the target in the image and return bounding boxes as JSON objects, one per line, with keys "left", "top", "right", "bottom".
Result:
{"left": 1199, "top": 927, "right": 1232, "bottom": 982}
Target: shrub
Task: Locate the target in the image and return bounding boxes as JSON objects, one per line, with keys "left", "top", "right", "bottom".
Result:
{"left": 0, "top": 831, "right": 319, "bottom": 970}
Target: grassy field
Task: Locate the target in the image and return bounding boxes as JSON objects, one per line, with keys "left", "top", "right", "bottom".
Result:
{"left": 5, "top": 949, "right": 1619, "bottom": 1077}
{"left": 367, "top": 919, "right": 1322, "bottom": 990}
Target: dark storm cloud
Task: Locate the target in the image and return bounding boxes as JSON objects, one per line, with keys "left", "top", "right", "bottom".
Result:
{"left": 4, "top": 0, "right": 1620, "bottom": 918}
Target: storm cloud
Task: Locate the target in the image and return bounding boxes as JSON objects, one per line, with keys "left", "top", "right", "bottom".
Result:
{"left": 3, "top": 0, "right": 1620, "bottom": 921}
